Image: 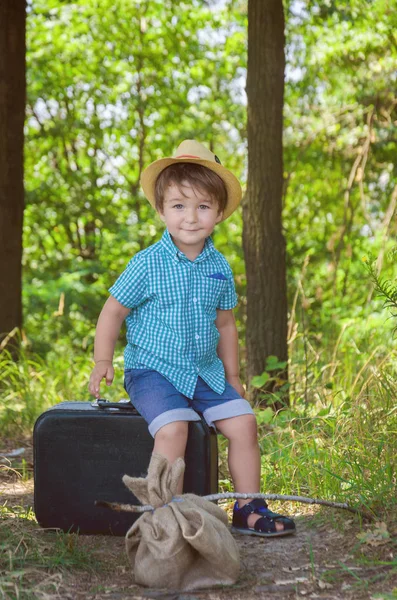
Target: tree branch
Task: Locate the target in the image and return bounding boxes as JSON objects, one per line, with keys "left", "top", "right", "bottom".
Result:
{"left": 96, "top": 492, "right": 374, "bottom": 520}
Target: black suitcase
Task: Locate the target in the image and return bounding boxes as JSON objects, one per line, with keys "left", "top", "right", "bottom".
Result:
{"left": 33, "top": 400, "right": 218, "bottom": 535}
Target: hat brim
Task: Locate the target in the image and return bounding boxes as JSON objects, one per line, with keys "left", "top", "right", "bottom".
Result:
{"left": 141, "top": 157, "right": 242, "bottom": 221}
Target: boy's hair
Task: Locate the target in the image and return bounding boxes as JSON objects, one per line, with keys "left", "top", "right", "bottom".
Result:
{"left": 154, "top": 163, "right": 228, "bottom": 214}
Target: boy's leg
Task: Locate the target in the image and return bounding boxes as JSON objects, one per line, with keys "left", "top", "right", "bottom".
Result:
{"left": 214, "top": 414, "right": 284, "bottom": 532}
{"left": 191, "top": 378, "right": 294, "bottom": 535}
{"left": 153, "top": 421, "right": 189, "bottom": 494}
{"left": 124, "top": 369, "right": 202, "bottom": 494}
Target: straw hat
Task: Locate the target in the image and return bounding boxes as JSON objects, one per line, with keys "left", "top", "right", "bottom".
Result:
{"left": 140, "top": 140, "right": 242, "bottom": 220}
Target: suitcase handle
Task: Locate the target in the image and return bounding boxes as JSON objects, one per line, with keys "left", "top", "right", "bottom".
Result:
{"left": 92, "top": 399, "right": 139, "bottom": 413}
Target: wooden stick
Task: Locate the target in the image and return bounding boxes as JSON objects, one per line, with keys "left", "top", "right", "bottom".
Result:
{"left": 95, "top": 492, "right": 373, "bottom": 520}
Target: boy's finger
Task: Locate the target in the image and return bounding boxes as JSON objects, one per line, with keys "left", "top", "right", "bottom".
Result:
{"left": 93, "top": 379, "right": 101, "bottom": 397}
{"left": 90, "top": 384, "right": 100, "bottom": 397}
{"left": 89, "top": 375, "right": 101, "bottom": 397}
{"left": 105, "top": 367, "right": 114, "bottom": 386}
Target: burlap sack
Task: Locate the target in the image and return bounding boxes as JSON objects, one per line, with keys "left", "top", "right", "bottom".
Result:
{"left": 123, "top": 453, "right": 240, "bottom": 591}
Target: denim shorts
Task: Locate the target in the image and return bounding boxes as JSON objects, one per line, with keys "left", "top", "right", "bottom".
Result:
{"left": 124, "top": 368, "right": 254, "bottom": 437}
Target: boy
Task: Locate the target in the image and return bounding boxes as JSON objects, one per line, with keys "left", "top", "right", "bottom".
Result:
{"left": 88, "top": 140, "right": 295, "bottom": 537}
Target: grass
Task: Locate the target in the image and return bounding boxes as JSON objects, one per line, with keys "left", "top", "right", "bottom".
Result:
{"left": 1, "top": 323, "right": 397, "bottom": 517}
{"left": 247, "top": 316, "right": 397, "bottom": 517}
{"left": 321, "top": 556, "right": 397, "bottom": 597}
{"left": 0, "top": 345, "right": 125, "bottom": 438}
{"left": 255, "top": 386, "right": 396, "bottom": 514}
{"left": 0, "top": 503, "right": 106, "bottom": 600}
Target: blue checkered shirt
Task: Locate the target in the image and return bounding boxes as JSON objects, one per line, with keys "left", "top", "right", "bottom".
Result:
{"left": 109, "top": 229, "right": 238, "bottom": 398}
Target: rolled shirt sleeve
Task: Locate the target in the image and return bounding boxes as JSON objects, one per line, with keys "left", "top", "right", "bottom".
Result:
{"left": 217, "top": 266, "right": 238, "bottom": 310}
{"left": 109, "top": 255, "right": 147, "bottom": 309}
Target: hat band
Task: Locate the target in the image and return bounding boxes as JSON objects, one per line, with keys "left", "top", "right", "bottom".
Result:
{"left": 174, "top": 154, "right": 205, "bottom": 159}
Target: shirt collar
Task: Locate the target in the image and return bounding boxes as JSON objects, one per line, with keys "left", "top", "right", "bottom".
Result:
{"left": 160, "top": 229, "right": 215, "bottom": 263}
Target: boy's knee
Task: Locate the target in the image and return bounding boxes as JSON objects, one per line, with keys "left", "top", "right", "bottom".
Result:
{"left": 237, "top": 414, "right": 258, "bottom": 439}
{"left": 155, "top": 420, "right": 189, "bottom": 443}
{"left": 217, "top": 414, "right": 258, "bottom": 441}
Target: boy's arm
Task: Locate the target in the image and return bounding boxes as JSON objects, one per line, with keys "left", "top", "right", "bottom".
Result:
{"left": 88, "top": 296, "right": 131, "bottom": 398}
{"left": 215, "top": 309, "right": 245, "bottom": 398}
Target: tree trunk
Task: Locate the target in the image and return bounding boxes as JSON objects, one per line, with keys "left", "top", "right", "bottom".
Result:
{"left": 0, "top": 1, "right": 26, "bottom": 349}
{"left": 243, "top": 0, "right": 288, "bottom": 407}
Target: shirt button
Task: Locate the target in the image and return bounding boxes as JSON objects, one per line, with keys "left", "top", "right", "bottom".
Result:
{"left": 193, "top": 297, "right": 197, "bottom": 303}
{"left": 195, "top": 334, "right": 200, "bottom": 340}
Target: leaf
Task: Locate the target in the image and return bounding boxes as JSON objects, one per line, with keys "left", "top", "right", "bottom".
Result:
{"left": 251, "top": 372, "right": 270, "bottom": 388}
{"left": 317, "top": 407, "right": 331, "bottom": 417}
{"left": 265, "top": 356, "right": 287, "bottom": 371}
{"left": 357, "top": 522, "right": 390, "bottom": 546}
{"left": 256, "top": 407, "right": 274, "bottom": 424}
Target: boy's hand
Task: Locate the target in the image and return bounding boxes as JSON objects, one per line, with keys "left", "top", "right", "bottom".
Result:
{"left": 88, "top": 360, "right": 114, "bottom": 398}
{"left": 227, "top": 376, "right": 246, "bottom": 398}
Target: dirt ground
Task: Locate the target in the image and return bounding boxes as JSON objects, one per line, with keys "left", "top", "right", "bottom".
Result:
{"left": 1, "top": 439, "right": 396, "bottom": 600}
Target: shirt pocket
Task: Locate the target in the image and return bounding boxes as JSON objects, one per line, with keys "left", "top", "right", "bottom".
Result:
{"left": 200, "top": 275, "right": 228, "bottom": 314}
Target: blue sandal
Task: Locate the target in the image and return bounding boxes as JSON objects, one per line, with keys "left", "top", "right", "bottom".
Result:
{"left": 231, "top": 499, "right": 296, "bottom": 537}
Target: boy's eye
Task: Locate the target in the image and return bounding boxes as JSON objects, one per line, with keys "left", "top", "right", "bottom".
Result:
{"left": 172, "top": 204, "right": 184, "bottom": 209}
{"left": 199, "top": 204, "right": 210, "bottom": 210}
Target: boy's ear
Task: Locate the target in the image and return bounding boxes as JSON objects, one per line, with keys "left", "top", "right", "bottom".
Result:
{"left": 215, "top": 211, "right": 223, "bottom": 223}
{"left": 158, "top": 211, "right": 166, "bottom": 223}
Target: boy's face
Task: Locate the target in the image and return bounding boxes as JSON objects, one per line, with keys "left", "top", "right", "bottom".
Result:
{"left": 159, "top": 181, "right": 223, "bottom": 258}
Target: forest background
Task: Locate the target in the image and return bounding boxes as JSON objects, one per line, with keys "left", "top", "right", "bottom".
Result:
{"left": 1, "top": 0, "right": 397, "bottom": 517}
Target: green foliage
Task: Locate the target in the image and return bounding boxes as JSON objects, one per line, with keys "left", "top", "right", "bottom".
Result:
{"left": 257, "top": 382, "right": 397, "bottom": 512}
{"left": 251, "top": 355, "right": 288, "bottom": 387}
{"left": 283, "top": 0, "right": 397, "bottom": 333}
{"left": 219, "top": 328, "right": 397, "bottom": 513}
{"left": 0, "top": 342, "right": 125, "bottom": 437}
{"left": 363, "top": 251, "right": 397, "bottom": 332}
{"left": 22, "top": 0, "right": 397, "bottom": 363}
{"left": 252, "top": 274, "right": 397, "bottom": 513}
{"left": 251, "top": 355, "right": 290, "bottom": 406}
{"left": 10, "top": 0, "right": 397, "bottom": 517}
{"left": 3, "top": 316, "right": 396, "bottom": 515}
{"left": 24, "top": 0, "right": 247, "bottom": 354}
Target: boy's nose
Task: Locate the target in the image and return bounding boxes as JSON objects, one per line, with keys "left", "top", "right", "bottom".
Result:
{"left": 185, "top": 209, "right": 198, "bottom": 223}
